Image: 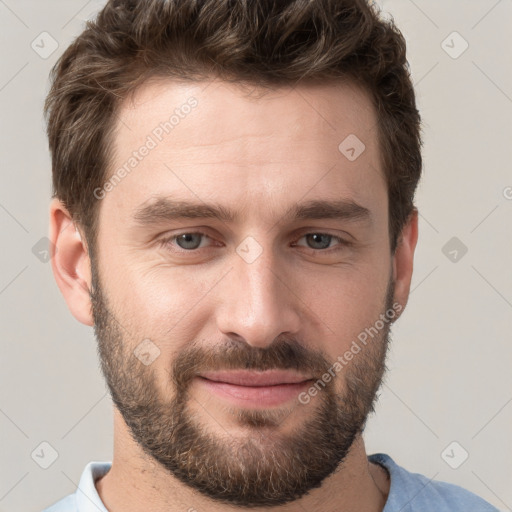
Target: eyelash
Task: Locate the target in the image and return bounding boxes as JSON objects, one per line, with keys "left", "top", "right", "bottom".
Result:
{"left": 159, "top": 231, "right": 351, "bottom": 254}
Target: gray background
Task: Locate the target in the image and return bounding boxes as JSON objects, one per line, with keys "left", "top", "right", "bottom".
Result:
{"left": 1, "top": 0, "right": 511, "bottom": 510}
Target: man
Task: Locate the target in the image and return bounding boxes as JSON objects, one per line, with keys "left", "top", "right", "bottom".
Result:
{"left": 42, "top": 0, "right": 498, "bottom": 510}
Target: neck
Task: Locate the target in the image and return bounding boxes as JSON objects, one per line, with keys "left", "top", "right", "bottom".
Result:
{"left": 96, "top": 409, "right": 389, "bottom": 512}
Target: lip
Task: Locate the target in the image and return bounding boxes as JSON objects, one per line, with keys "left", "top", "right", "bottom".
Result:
{"left": 195, "top": 370, "right": 314, "bottom": 408}
{"left": 198, "top": 370, "right": 313, "bottom": 387}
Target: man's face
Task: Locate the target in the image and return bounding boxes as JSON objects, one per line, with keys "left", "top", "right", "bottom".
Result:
{"left": 90, "top": 78, "right": 397, "bottom": 506}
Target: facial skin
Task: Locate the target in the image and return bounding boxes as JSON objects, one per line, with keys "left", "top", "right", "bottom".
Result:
{"left": 50, "top": 78, "right": 418, "bottom": 511}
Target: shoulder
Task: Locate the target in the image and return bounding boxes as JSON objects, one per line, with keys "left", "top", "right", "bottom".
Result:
{"left": 41, "top": 461, "right": 111, "bottom": 512}
{"left": 42, "top": 493, "right": 76, "bottom": 512}
{"left": 369, "top": 453, "right": 500, "bottom": 512}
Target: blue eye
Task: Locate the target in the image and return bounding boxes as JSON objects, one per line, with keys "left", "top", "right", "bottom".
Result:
{"left": 303, "top": 233, "right": 336, "bottom": 250}
{"left": 295, "top": 233, "right": 346, "bottom": 251}
{"left": 164, "top": 232, "right": 214, "bottom": 251}
{"left": 174, "top": 233, "right": 205, "bottom": 250}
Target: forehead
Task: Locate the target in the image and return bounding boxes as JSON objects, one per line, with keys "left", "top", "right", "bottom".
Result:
{"left": 103, "top": 77, "right": 386, "bottom": 224}
{"left": 117, "top": 77, "right": 378, "bottom": 152}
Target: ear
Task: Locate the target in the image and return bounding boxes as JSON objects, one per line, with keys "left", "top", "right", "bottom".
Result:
{"left": 392, "top": 208, "right": 419, "bottom": 317}
{"left": 49, "top": 198, "right": 94, "bottom": 326}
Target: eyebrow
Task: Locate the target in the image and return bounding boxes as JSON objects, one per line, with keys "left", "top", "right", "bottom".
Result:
{"left": 132, "top": 196, "right": 371, "bottom": 226}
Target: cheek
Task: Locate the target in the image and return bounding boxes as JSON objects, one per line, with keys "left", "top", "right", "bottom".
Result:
{"left": 108, "top": 259, "right": 217, "bottom": 346}
{"left": 307, "top": 265, "right": 390, "bottom": 356}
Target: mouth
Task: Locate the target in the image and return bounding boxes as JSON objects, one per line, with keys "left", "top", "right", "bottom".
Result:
{"left": 198, "top": 369, "right": 314, "bottom": 386}
{"left": 195, "top": 370, "right": 314, "bottom": 407}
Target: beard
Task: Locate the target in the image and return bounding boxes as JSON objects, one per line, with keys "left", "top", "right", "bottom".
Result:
{"left": 90, "top": 260, "right": 395, "bottom": 508}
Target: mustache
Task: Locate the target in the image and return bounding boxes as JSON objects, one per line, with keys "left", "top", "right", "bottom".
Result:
{"left": 170, "top": 335, "right": 332, "bottom": 393}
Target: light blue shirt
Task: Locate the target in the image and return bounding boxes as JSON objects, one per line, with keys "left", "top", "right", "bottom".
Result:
{"left": 42, "top": 452, "right": 500, "bottom": 511}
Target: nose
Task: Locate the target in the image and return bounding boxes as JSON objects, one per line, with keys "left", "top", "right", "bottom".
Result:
{"left": 215, "top": 244, "right": 302, "bottom": 349}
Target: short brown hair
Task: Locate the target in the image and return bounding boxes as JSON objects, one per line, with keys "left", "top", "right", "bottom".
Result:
{"left": 45, "top": 0, "right": 422, "bottom": 257}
